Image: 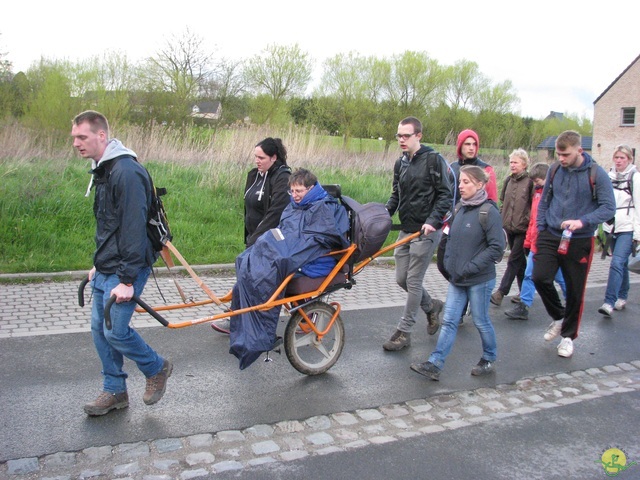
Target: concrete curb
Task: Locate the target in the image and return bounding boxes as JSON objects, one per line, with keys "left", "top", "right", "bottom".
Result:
{"left": 0, "top": 257, "right": 396, "bottom": 282}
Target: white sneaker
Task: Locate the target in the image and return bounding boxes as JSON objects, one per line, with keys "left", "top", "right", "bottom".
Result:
{"left": 557, "top": 337, "right": 574, "bottom": 358}
{"left": 543, "top": 320, "right": 562, "bottom": 341}
{"left": 598, "top": 303, "right": 613, "bottom": 317}
{"left": 614, "top": 299, "right": 627, "bottom": 311}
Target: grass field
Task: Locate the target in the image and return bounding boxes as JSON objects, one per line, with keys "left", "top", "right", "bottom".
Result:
{"left": 0, "top": 123, "right": 510, "bottom": 274}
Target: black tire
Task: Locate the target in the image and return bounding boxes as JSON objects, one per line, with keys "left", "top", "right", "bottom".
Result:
{"left": 284, "top": 302, "right": 345, "bottom": 376}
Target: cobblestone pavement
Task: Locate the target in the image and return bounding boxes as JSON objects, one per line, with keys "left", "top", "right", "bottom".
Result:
{"left": 3, "top": 363, "right": 639, "bottom": 479}
{"left": 0, "top": 257, "right": 620, "bottom": 339}
{"left": 1, "top": 257, "right": 639, "bottom": 479}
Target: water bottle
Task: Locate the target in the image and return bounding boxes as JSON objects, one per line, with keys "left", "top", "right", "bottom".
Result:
{"left": 558, "top": 229, "right": 572, "bottom": 255}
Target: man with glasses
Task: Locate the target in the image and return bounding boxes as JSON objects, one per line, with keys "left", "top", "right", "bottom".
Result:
{"left": 383, "top": 116, "right": 453, "bottom": 351}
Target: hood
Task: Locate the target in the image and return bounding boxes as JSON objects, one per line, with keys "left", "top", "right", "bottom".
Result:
{"left": 456, "top": 129, "right": 479, "bottom": 160}
{"left": 292, "top": 183, "right": 328, "bottom": 209}
{"left": 609, "top": 163, "right": 637, "bottom": 181}
{"left": 85, "top": 138, "right": 138, "bottom": 197}
{"left": 572, "top": 151, "right": 595, "bottom": 172}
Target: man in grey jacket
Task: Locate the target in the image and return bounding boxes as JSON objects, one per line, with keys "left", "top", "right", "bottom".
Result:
{"left": 383, "top": 116, "right": 453, "bottom": 351}
{"left": 72, "top": 110, "right": 172, "bottom": 416}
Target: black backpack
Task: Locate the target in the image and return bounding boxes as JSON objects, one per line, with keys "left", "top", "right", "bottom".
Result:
{"left": 341, "top": 195, "right": 392, "bottom": 263}
{"left": 146, "top": 178, "right": 172, "bottom": 252}
{"left": 106, "top": 155, "right": 172, "bottom": 252}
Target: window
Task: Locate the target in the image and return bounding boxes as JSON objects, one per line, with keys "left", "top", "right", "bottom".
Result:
{"left": 621, "top": 107, "right": 635, "bottom": 126}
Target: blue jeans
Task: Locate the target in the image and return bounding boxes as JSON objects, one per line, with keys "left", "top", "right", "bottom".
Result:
{"left": 90, "top": 267, "right": 164, "bottom": 393}
{"left": 520, "top": 251, "right": 566, "bottom": 307}
{"left": 394, "top": 230, "right": 441, "bottom": 332}
{"left": 428, "top": 278, "right": 497, "bottom": 370}
{"left": 604, "top": 232, "right": 633, "bottom": 306}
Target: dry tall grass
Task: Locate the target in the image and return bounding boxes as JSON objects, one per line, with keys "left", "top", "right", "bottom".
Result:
{"left": 1, "top": 122, "right": 394, "bottom": 164}
{"left": 0, "top": 120, "right": 509, "bottom": 186}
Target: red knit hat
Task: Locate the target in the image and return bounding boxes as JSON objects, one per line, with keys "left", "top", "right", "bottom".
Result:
{"left": 456, "top": 129, "right": 480, "bottom": 159}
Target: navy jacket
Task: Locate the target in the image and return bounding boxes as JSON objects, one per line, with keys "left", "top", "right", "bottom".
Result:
{"left": 537, "top": 153, "right": 615, "bottom": 239}
{"left": 230, "top": 184, "right": 349, "bottom": 369}
{"left": 443, "top": 201, "right": 505, "bottom": 287}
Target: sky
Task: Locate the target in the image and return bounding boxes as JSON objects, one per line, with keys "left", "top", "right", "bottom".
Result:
{"left": 2, "top": 0, "right": 639, "bottom": 120}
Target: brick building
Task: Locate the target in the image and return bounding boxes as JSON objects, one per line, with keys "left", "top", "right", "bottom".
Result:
{"left": 592, "top": 54, "right": 640, "bottom": 168}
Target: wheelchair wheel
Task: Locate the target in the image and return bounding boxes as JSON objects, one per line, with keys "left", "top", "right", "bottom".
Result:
{"left": 284, "top": 301, "right": 345, "bottom": 376}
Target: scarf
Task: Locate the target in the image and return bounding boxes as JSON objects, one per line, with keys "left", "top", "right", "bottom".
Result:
{"left": 460, "top": 188, "right": 488, "bottom": 207}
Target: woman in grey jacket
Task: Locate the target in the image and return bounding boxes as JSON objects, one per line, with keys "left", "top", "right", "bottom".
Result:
{"left": 410, "top": 165, "right": 505, "bottom": 380}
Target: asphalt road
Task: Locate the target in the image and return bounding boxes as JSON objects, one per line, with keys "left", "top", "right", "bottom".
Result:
{"left": 1, "top": 284, "right": 639, "bottom": 467}
{"left": 210, "top": 390, "right": 640, "bottom": 480}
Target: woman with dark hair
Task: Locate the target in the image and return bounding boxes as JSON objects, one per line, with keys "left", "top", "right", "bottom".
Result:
{"left": 244, "top": 137, "right": 292, "bottom": 248}
{"left": 410, "top": 165, "right": 505, "bottom": 381}
{"left": 213, "top": 137, "right": 291, "bottom": 334}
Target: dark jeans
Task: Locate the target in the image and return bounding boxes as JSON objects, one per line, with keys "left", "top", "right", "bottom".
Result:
{"left": 532, "top": 230, "right": 594, "bottom": 340}
{"left": 498, "top": 230, "right": 526, "bottom": 295}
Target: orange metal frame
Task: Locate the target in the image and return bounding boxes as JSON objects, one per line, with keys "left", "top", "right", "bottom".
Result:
{"left": 139, "top": 231, "right": 421, "bottom": 329}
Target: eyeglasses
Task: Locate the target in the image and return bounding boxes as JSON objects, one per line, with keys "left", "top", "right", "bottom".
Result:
{"left": 288, "top": 187, "right": 310, "bottom": 195}
{"left": 395, "top": 133, "right": 416, "bottom": 140}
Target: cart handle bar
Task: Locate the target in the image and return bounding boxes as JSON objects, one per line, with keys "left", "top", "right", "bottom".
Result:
{"left": 104, "top": 294, "right": 169, "bottom": 330}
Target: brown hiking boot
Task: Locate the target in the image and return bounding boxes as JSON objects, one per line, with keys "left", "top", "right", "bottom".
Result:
{"left": 490, "top": 291, "right": 504, "bottom": 306}
{"left": 84, "top": 391, "right": 129, "bottom": 416}
{"left": 143, "top": 360, "right": 173, "bottom": 405}
{"left": 383, "top": 330, "right": 411, "bottom": 351}
{"left": 426, "top": 299, "right": 443, "bottom": 335}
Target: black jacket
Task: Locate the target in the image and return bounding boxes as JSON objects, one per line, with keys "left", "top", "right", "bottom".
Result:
{"left": 244, "top": 161, "right": 291, "bottom": 247}
{"left": 386, "top": 145, "right": 453, "bottom": 232}
{"left": 92, "top": 155, "right": 155, "bottom": 284}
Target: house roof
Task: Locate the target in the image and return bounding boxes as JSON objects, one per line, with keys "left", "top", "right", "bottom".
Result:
{"left": 593, "top": 53, "right": 640, "bottom": 105}
{"left": 537, "top": 136, "right": 593, "bottom": 150}
{"left": 191, "top": 101, "right": 220, "bottom": 113}
{"left": 544, "top": 111, "right": 564, "bottom": 121}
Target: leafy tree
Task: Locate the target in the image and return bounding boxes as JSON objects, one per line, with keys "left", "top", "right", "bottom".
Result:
{"left": 244, "top": 44, "right": 313, "bottom": 124}
{"left": 23, "top": 59, "right": 79, "bottom": 135}
{"left": 475, "top": 80, "right": 519, "bottom": 116}
{"left": 70, "top": 51, "right": 136, "bottom": 128}
{"left": 316, "top": 52, "right": 372, "bottom": 146}
{"left": 9, "top": 72, "right": 30, "bottom": 117}
{"left": 387, "top": 51, "right": 444, "bottom": 113}
{"left": 444, "top": 60, "right": 486, "bottom": 111}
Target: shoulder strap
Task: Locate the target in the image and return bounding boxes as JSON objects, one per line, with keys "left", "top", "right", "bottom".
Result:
{"left": 544, "top": 162, "right": 562, "bottom": 203}
{"left": 452, "top": 201, "right": 492, "bottom": 231}
{"left": 478, "top": 202, "right": 494, "bottom": 231}
{"left": 589, "top": 162, "right": 598, "bottom": 201}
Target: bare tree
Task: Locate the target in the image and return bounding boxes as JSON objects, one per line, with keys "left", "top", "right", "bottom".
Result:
{"left": 142, "top": 28, "right": 214, "bottom": 124}
{"left": 0, "top": 33, "right": 12, "bottom": 81}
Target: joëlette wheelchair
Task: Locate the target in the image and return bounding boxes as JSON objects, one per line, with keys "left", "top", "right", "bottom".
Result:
{"left": 79, "top": 185, "right": 420, "bottom": 376}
